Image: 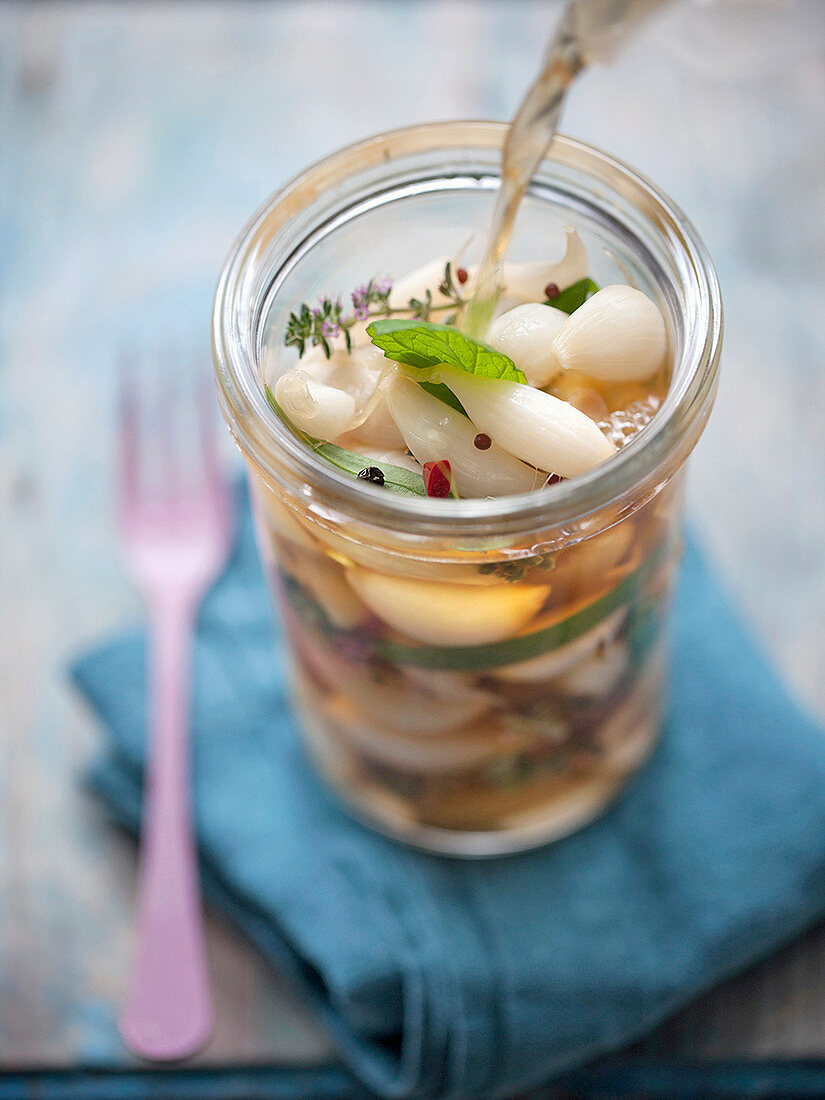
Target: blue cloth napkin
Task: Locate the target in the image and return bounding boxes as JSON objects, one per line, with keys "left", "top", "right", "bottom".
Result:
{"left": 72, "top": 483, "right": 825, "bottom": 1100}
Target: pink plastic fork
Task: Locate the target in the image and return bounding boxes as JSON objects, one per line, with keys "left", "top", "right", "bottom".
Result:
{"left": 117, "top": 362, "right": 231, "bottom": 1061}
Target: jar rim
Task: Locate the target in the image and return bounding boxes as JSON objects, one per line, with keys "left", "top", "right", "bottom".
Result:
{"left": 213, "top": 121, "right": 722, "bottom": 537}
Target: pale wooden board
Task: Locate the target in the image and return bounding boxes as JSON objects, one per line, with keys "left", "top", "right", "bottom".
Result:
{"left": 0, "top": 0, "right": 824, "bottom": 1071}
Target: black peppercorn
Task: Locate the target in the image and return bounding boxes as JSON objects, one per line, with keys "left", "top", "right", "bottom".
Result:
{"left": 358, "top": 466, "right": 385, "bottom": 486}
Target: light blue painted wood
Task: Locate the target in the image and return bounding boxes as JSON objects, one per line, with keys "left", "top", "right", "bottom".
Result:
{"left": 0, "top": 0, "right": 823, "bottom": 1070}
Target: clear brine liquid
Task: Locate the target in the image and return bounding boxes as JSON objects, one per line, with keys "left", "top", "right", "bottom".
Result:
{"left": 464, "top": 0, "right": 669, "bottom": 339}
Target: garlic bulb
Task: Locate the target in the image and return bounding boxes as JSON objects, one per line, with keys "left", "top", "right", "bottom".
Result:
{"left": 385, "top": 374, "right": 541, "bottom": 497}
{"left": 500, "top": 227, "right": 589, "bottom": 303}
{"left": 346, "top": 566, "right": 550, "bottom": 646}
{"left": 487, "top": 303, "right": 567, "bottom": 387}
{"left": 438, "top": 366, "right": 616, "bottom": 478}
{"left": 554, "top": 285, "right": 667, "bottom": 383}
{"left": 274, "top": 369, "right": 357, "bottom": 440}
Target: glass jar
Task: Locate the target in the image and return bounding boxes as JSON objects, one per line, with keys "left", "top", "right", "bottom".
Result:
{"left": 213, "top": 122, "right": 721, "bottom": 856}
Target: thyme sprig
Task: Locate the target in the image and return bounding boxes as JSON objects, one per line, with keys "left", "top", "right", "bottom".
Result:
{"left": 284, "top": 264, "right": 468, "bottom": 359}
{"left": 478, "top": 551, "right": 558, "bottom": 583}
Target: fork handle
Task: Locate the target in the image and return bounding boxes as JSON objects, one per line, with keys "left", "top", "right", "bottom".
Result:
{"left": 119, "top": 595, "right": 214, "bottom": 1061}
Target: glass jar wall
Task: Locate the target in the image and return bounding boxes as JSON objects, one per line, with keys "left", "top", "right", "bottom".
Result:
{"left": 213, "top": 123, "right": 721, "bottom": 855}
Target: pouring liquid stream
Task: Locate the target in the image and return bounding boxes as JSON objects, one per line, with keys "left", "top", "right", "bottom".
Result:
{"left": 464, "top": 0, "right": 670, "bottom": 340}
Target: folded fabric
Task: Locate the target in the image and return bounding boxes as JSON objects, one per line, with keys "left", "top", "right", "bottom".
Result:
{"left": 11, "top": 1060, "right": 825, "bottom": 1100}
{"left": 73, "top": 483, "right": 825, "bottom": 1100}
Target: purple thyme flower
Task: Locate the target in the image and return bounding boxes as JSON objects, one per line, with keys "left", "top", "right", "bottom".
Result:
{"left": 374, "top": 277, "right": 392, "bottom": 297}
{"left": 351, "top": 285, "right": 370, "bottom": 320}
{"left": 321, "top": 318, "right": 341, "bottom": 339}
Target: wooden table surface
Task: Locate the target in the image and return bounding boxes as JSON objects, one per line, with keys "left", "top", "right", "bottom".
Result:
{"left": 1, "top": 0, "right": 824, "bottom": 1075}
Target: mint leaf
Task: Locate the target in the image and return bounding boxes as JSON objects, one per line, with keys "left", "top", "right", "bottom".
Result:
{"left": 418, "top": 381, "right": 467, "bottom": 415}
{"left": 264, "top": 385, "right": 425, "bottom": 496}
{"left": 367, "top": 319, "right": 526, "bottom": 384}
{"left": 546, "top": 278, "right": 599, "bottom": 314}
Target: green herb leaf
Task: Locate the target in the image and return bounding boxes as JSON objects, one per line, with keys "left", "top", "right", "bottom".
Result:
{"left": 418, "top": 381, "right": 467, "bottom": 415}
{"left": 313, "top": 443, "right": 426, "bottom": 495}
{"left": 264, "top": 385, "right": 425, "bottom": 496}
{"left": 546, "top": 278, "right": 599, "bottom": 314}
{"left": 367, "top": 319, "right": 526, "bottom": 384}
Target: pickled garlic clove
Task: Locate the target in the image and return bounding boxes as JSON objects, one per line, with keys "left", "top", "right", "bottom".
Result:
{"left": 337, "top": 393, "right": 407, "bottom": 451}
{"left": 279, "top": 545, "right": 370, "bottom": 630}
{"left": 274, "top": 368, "right": 357, "bottom": 440}
{"left": 494, "top": 609, "right": 626, "bottom": 682}
{"left": 598, "top": 649, "right": 665, "bottom": 769}
{"left": 385, "top": 375, "right": 540, "bottom": 498}
{"left": 552, "top": 521, "right": 634, "bottom": 582}
{"left": 555, "top": 640, "right": 629, "bottom": 697}
{"left": 438, "top": 366, "right": 616, "bottom": 479}
{"left": 274, "top": 342, "right": 394, "bottom": 441}
{"left": 388, "top": 257, "right": 464, "bottom": 311}
{"left": 322, "top": 696, "right": 525, "bottom": 773}
{"left": 487, "top": 303, "right": 567, "bottom": 387}
{"left": 298, "top": 343, "right": 388, "bottom": 415}
{"left": 295, "top": 638, "right": 496, "bottom": 738}
{"left": 346, "top": 567, "right": 550, "bottom": 646}
{"left": 402, "top": 665, "right": 489, "bottom": 700}
{"left": 554, "top": 285, "right": 667, "bottom": 383}
{"left": 500, "top": 227, "right": 589, "bottom": 303}
{"left": 303, "top": 570, "right": 370, "bottom": 632}
{"left": 253, "top": 485, "right": 318, "bottom": 552}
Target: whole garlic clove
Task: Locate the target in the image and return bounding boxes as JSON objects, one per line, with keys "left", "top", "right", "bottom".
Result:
{"left": 494, "top": 609, "right": 626, "bottom": 682}
{"left": 501, "top": 227, "right": 589, "bottom": 303}
{"left": 439, "top": 366, "right": 616, "bottom": 478}
{"left": 488, "top": 303, "right": 567, "bottom": 387}
{"left": 388, "top": 257, "right": 457, "bottom": 311}
{"left": 346, "top": 566, "right": 550, "bottom": 647}
{"left": 322, "top": 698, "right": 521, "bottom": 773}
{"left": 253, "top": 484, "right": 318, "bottom": 552}
{"left": 274, "top": 368, "right": 357, "bottom": 440}
{"left": 298, "top": 344, "right": 387, "bottom": 416}
{"left": 385, "top": 374, "right": 541, "bottom": 498}
{"left": 554, "top": 639, "right": 629, "bottom": 697}
{"left": 292, "top": 637, "right": 496, "bottom": 741}
{"left": 279, "top": 544, "right": 370, "bottom": 630}
{"left": 337, "top": 392, "right": 407, "bottom": 451}
{"left": 554, "top": 285, "right": 667, "bottom": 383}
